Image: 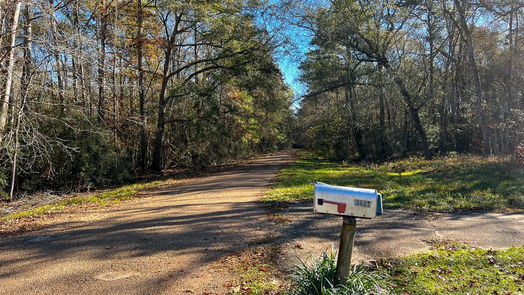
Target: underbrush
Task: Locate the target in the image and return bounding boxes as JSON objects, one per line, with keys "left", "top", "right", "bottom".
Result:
{"left": 264, "top": 152, "right": 524, "bottom": 212}
{"left": 0, "top": 168, "right": 7, "bottom": 200}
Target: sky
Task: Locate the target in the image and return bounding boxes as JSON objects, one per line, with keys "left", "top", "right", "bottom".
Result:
{"left": 273, "top": 33, "right": 311, "bottom": 106}
{"left": 277, "top": 53, "right": 306, "bottom": 99}
{"left": 253, "top": 1, "right": 318, "bottom": 107}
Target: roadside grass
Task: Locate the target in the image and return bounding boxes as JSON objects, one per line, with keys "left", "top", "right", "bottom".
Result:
{"left": 288, "top": 244, "right": 524, "bottom": 295}
{"left": 263, "top": 152, "right": 524, "bottom": 212}
{"left": 381, "top": 243, "right": 524, "bottom": 294}
{"left": 0, "top": 180, "right": 167, "bottom": 221}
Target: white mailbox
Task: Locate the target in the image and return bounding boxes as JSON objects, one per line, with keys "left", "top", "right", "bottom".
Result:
{"left": 313, "top": 182, "right": 383, "bottom": 219}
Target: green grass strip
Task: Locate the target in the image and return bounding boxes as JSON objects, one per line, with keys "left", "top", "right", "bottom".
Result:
{"left": 264, "top": 152, "right": 524, "bottom": 212}
{"left": 1, "top": 181, "right": 162, "bottom": 221}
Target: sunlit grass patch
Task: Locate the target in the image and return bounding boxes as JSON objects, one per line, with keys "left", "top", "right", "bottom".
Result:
{"left": 382, "top": 244, "right": 524, "bottom": 294}
{"left": 0, "top": 181, "right": 163, "bottom": 221}
{"left": 386, "top": 169, "right": 424, "bottom": 176}
{"left": 264, "top": 152, "right": 524, "bottom": 212}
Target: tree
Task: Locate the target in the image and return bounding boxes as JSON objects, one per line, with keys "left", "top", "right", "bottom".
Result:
{"left": 294, "top": 0, "right": 523, "bottom": 161}
{"left": 0, "top": 0, "right": 293, "bottom": 197}
{"left": 0, "top": 0, "right": 21, "bottom": 143}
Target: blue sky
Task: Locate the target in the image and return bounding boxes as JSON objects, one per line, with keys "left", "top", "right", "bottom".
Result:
{"left": 277, "top": 54, "right": 306, "bottom": 98}
{"left": 253, "top": 1, "right": 318, "bottom": 106}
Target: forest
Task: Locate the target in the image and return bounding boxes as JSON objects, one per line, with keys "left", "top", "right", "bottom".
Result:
{"left": 296, "top": 0, "right": 523, "bottom": 162}
{"left": 0, "top": 0, "right": 293, "bottom": 199}
{"left": 1, "top": 0, "right": 523, "bottom": 199}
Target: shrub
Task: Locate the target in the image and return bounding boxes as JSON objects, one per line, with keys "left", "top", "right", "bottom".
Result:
{"left": 19, "top": 114, "right": 131, "bottom": 191}
{"left": 65, "top": 127, "right": 131, "bottom": 187}
{"left": 290, "top": 252, "right": 388, "bottom": 295}
{"left": 0, "top": 168, "right": 8, "bottom": 200}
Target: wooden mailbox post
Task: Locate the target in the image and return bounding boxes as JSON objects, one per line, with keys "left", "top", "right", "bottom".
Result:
{"left": 313, "top": 182, "right": 383, "bottom": 283}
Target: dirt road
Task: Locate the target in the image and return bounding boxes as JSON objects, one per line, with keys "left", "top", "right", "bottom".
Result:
{"left": 0, "top": 152, "right": 292, "bottom": 295}
{"left": 0, "top": 151, "right": 522, "bottom": 295}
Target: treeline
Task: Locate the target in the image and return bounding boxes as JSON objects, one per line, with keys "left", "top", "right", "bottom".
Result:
{"left": 295, "top": 0, "right": 523, "bottom": 161}
{"left": 0, "top": 0, "right": 293, "bottom": 198}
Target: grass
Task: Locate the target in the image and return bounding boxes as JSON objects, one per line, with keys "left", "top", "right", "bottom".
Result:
{"left": 381, "top": 243, "right": 524, "bottom": 294}
{"left": 264, "top": 152, "right": 524, "bottom": 212}
{"left": 0, "top": 180, "right": 165, "bottom": 221}
{"left": 289, "top": 244, "right": 524, "bottom": 295}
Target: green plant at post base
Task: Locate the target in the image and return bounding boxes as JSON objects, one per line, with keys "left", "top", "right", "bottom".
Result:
{"left": 290, "top": 252, "right": 388, "bottom": 295}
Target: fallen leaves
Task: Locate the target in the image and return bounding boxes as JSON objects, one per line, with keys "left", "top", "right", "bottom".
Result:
{"left": 219, "top": 245, "right": 288, "bottom": 294}
{"left": 266, "top": 214, "right": 292, "bottom": 224}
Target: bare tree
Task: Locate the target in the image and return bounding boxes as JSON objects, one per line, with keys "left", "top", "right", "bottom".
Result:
{"left": 0, "top": 0, "right": 21, "bottom": 143}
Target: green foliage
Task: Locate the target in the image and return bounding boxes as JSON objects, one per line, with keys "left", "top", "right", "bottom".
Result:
{"left": 23, "top": 114, "right": 131, "bottom": 190}
{"left": 67, "top": 129, "right": 130, "bottom": 187}
{"left": 383, "top": 245, "right": 524, "bottom": 294}
{"left": 2, "top": 0, "right": 293, "bottom": 197}
{"left": 264, "top": 152, "right": 524, "bottom": 212}
{"left": 290, "top": 246, "right": 524, "bottom": 295}
{"left": 290, "top": 252, "right": 386, "bottom": 295}
{"left": 0, "top": 168, "right": 8, "bottom": 200}
{"left": 297, "top": 0, "right": 524, "bottom": 160}
{"left": 165, "top": 52, "right": 292, "bottom": 169}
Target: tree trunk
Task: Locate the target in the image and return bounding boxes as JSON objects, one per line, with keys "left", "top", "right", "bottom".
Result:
{"left": 19, "top": 3, "right": 32, "bottom": 108}
{"left": 382, "top": 61, "right": 433, "bottom": 160}
{"left": 73, "top": 0, "right": 87, "bottom": 112}
{"left": 396, "top": 77, "right": 433, "bottom": 160}
{"left": 403, "top": 110, "right": 409, "bottom": 157}
{"left": 48, "top": 0, "right": 65, "bottom": 115}
{"left": 97, "top": 0, "right": 108, "bottom": 123}
{"left": 10, "top": 3, "right": 32, "bottom": 199}
{"left": 378, "top": 78, "right": 387, "bottom": 160}
{"left": 453, "top": 0, "right": 490, "bottom": 155}
{"left": 151, "top": 15, "right": 181, "bottom": 172}
{"left": 0, "top": 0, "right": 21, "bottom": 143}
{"left": 151, "top": 49, "right": 172, "bottom": 171}
{"left": 137, "top": 0, "right": 147, "bottom": 170}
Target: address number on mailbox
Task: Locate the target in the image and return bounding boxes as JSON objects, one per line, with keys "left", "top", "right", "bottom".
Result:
{"left": 313, "top": 182, "right": 383, "bottom": 219}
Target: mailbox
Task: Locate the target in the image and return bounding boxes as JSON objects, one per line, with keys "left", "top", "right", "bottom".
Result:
{"left": 313, "top": 182, "right": 383, "bottom": 218}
